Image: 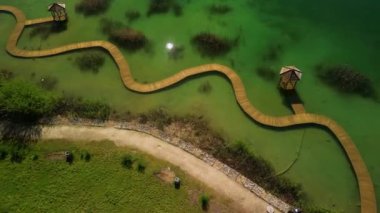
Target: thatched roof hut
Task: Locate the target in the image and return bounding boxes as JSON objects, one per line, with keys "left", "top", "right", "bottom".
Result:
{"left": 279, "top": 66, "right": 302, "bottom": 90}
{"left": 48, "top": 3, "right": 67, "bottom": 21}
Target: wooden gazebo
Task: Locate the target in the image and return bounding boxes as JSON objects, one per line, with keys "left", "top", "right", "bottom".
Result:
{"left": 48, "top": 3, "right": 67, "bottom": 21}
{"left": 279, "top": 66, "right": 302, "bottom": 90}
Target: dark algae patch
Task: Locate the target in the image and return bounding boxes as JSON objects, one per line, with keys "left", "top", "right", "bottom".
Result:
{"left": 75, "top": 0, "right": 112, "bottom": 16}
{"left": 316, "top": 64, "right": 377, "bottom": 100}
{"left": 191, "top": 32, "right": 233, "bottom": 57}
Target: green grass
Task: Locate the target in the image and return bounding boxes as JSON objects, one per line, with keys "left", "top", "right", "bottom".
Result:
{"left": 0, "top": 139, "right": 216, "bottom": 212}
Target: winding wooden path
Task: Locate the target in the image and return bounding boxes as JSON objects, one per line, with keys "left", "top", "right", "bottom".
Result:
{"left": 0, "top": 6, "right": 376, "bottom": 213}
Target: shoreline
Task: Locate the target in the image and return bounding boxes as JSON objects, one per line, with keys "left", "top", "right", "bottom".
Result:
{"left": 43, "top": 116, "right": 292, "bottom": 212}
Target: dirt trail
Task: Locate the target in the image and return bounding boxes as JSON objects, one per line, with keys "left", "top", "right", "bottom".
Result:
{"left": 42, "top": 125, "right": 277, "bottom": 213}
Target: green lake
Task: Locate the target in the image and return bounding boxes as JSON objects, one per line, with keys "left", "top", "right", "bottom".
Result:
{"left": 0, "top": 0, "right": 379, "bottom": 212}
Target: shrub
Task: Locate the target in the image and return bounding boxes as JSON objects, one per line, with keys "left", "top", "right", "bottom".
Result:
{"left": 199, "top": 194, "right": 209, "bottom": 211}
{"left": 208, "top": 4, "right": 232, "bottom": 15}
{"left": 75, "top": 51, "right": 105, "bottom": 73}
{"left": 0, "top": 148, "right": 8, "bottom": 160}
{"left": 80, "top": 150, "right": 91, "bottom": 162}
{"left": 30, "top": 154, "right": 39, "bottom": 161}
{"left": 137, "top": 160, "right": 146, "bottom": 173}
{"left": 198, "top": 81, "right": 212, "bottom": 94}
{"left": 0, "top": 80, "right": 57, "bottom": 121}
{"left": 75, "top": 0, "right": 111, "bottom": 16}
{"left": 191, "top": 32, "right": 232, "bottom": 57}
{"left": 55, "top": 95, "right": 111, "bottom": 120}
{"left": 125, "top": 10, "right": 141, "bottom": 23}
{"left": 121, "top": 154, "right": 135, "bottom": 169}
{"left": 10, "top": 148, "right": 26, "bottom": 163}
{"left": 109, "top": 28, "right": 148, "bottom": 51}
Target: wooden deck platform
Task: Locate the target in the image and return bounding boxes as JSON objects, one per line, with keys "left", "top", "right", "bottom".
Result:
{"left": 291, "top": 103, "right": 306, "bottom": 114}
{"left": 0, "top": 5, "right": 377, "bottom": 213}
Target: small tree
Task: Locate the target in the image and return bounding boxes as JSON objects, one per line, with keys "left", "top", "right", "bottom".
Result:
{"left": 121, "top": 154, "right": 134, "bottom": 169}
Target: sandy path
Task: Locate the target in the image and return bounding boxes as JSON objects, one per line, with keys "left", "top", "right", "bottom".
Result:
{"left": 41, "top": 125, "right": 277, "bottom": 213}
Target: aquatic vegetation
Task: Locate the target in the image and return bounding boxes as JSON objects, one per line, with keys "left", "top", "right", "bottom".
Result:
{"left": 208, "top": 4, "right": 232, "bottom": 15}
{"left": 168, "top": 45, "right": 185, "bottom": 60}
{"left": 109, "top": 28, "right": 148, "bottom": 51}
{"left": 191, "top": 32, "right": 232, "bottom": 57}
{"left": 147, "top": 0, "right": 171, "bottom": 16}
{"left": 56, "top": 95, "right": 111, "bottom": 121}
{"left": 317, "top": 64, "right": 377, "bottom": 99}
{"left": 0, "top": 80, "right": 57, "bottom": 122}
{"left": 29, "top": 22, "right": 67, "bottom": 40}
{"left": 125, "top": 10, "right": 141, "bottom": 23}
{"left": 39, "top": 75, "right": 58, "bottom": 90}
{"left": 198, "top": 81, "right": 212, "bottom": 94}
{"left": 0, "top": 69, "right": 14, "bottom": 81}
{"left": 256, "top": 66, "right": 276, "bottom": 81}
{"left": 99, "top": 18, "right": 123, "bottom": 34}
{"left": 75, "top": 0, "right": 111, "bottom": 16}
{"left": 74, "top": 51, "right": 105, "bottom": 73}
{"left": 147, "top": 0, "right": 183, "bottom": 17}
{"left": 262, "top": 43, "right": 283, "bottom": 62}
{"left": 172, "top": 2, "right": 183, "bottom": 17}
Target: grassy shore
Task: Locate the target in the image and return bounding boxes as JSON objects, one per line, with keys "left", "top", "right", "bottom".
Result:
{"left": 0, "top": 139, "right": 231, "bottom": 212}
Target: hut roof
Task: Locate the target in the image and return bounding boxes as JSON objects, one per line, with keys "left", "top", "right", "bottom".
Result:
{"left": 280, "top": 66, "right": 302, "bottom": 80}
{"left": 48, "top": 3, "right": 66, "bottom": 11}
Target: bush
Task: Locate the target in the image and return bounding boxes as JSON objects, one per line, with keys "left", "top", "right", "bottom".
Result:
{"left": 10, "top": 148, "right": 26, "bottom": 163}
{"left": 109, "top": 28, "right": 148, "bottom": 51}
{"left": 80, "top": 150, "right": 91, "bottom": 162}
{"left": 191, "top": 32, "right": 232, "bottom": 57}
{"left": 137, "top": 160, "right": 146, "bottom": 173}
{"left": 75, "top": 0, "right": 111, "bottom": 16}
{"left": 121, "top": 154, "right": 135, "bottom": 169}
{"left": 56, "top": 96, "right": 111, "bottom": 121}
{"left": 75, "top": 51, "right": 105, "bottom": 73}
{"left": 0, "top": 148, "right": 8, "bottom": 160}
{"left": 199, "top": 194, "right": 209, "bottom": 211}
{"left": 0, "top": 80, "right": 57, "bottom": 121}
{"left": 30, "top": 154, "right": 39, "bottom": 161}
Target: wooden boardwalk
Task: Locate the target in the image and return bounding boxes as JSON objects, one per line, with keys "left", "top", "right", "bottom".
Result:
{"left": 0, "top": 6, "right": 377, "bottom": 213}
{"left": 291, "top": 103, "right": 306, "bottom": 114}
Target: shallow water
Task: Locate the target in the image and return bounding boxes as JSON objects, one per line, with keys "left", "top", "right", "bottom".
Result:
{"left": 1, "top": 0, "right": 379, "bottom": 211}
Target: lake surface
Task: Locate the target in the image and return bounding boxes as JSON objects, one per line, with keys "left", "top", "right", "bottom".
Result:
{"left": 0, "top": 0, "right": 379, "bottom": 212}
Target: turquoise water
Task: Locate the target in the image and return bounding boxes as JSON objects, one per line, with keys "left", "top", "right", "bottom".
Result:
{"left": 1, "top": 0, "right": 379, "bottom": 212}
